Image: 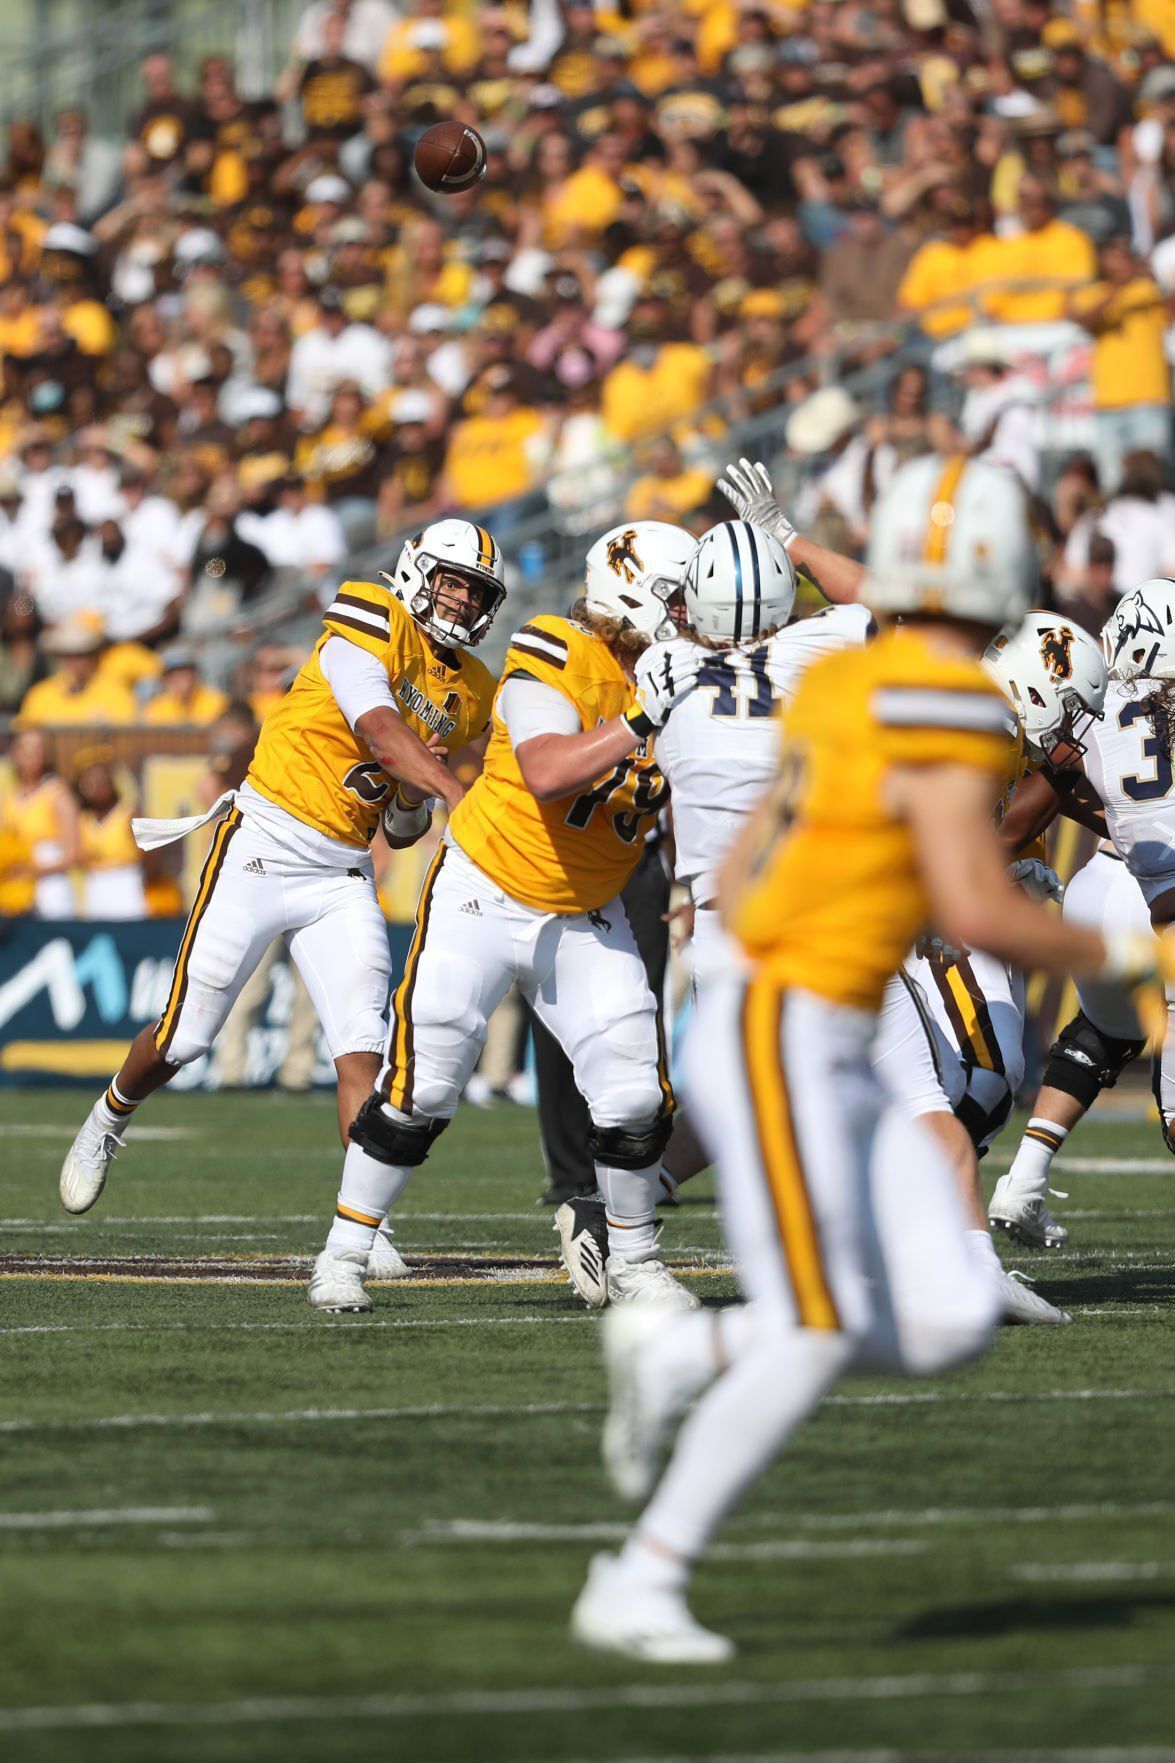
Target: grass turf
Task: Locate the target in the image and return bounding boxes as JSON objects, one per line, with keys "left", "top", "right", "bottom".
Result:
{"left": 0, "top": 1086, "right": 1173, "bottom": 1763}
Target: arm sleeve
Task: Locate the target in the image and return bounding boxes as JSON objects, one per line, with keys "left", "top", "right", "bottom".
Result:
{"left": 319, "top": 634, "right": 398, "bottom": 732}
{"left": 499, "top": 675, "right": 582, "bottom": 749}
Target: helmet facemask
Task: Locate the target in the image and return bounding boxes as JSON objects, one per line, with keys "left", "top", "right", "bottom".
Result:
{"left": 386, "top": 552, "right": 505, "bottom": 649}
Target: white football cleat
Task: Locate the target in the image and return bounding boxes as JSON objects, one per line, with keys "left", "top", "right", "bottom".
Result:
{"left": 367, "top": 1224, "right": 410, "bottom": 1281}
{"left": 571, "top": 1553, "right": 734, "bottom": 1664}
{"left": 607, "top": 1251, "right": 700, "bottom": 1310}
{"left": 997, "top": 1268, "right": 1071, "bottom": 1326}
{"left": 989, "top": 1176, "right": 1069, "bottom": 1249}
{"left": 602, "top": 1304, "right": 695, "bottom": 1502}
{"left": 555, "top": 1196, "right": 609, "bottom": 1308}
{"left": 308, "top": 1248, "right": 372, "bottom": 1313}
{"left": 59, "top": 1106, "right": 124, "bottom": 1214}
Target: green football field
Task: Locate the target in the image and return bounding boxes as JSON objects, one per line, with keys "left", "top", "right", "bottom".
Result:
{"left": 0, "top": 1085, "right": 1173, "bottom": 1763}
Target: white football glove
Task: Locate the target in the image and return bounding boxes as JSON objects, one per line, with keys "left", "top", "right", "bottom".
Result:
{"left": 630, "top": 639, "right": 704, "bottom": 732}
{"left": 717, "top": 458, "right": 796, "bottom": 549}
{"left": 1008, "top": 858, "right": 1064, "bottom": 904}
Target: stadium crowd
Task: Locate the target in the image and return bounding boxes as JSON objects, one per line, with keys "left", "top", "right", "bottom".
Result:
{"left": 5, "top": 0, "right": 1175, "bottom": 916}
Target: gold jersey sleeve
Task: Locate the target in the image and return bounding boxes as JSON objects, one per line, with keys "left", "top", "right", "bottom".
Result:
{"left": 246, "top": 580, "right": 495, "bottom": 848}
{"left": 448, "top": 615, "right": 669, "bottom": 913}
{"left": 732, "top": 628, "right": 1019, "bottom": 1010}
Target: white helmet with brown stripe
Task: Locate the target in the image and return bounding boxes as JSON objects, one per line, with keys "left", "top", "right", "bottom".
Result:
{"left": 583, "top": 520, "right": 695, "bottom": 640}
{"left": 984, "top": 611, "right": 1107, "bottom": 761}
{"left": 382, "top": 517, "right": 506, "bottom": 649}
{"left": 864, "top": 454, "right": 1037, "bottom": 628}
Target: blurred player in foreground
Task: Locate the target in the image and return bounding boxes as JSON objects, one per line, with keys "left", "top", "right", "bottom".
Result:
{"left": 571, "top": 456, "right": 1172, "bottom": 1663}
{"left": 59, "top": 520, "right": 501, "bottom": 1228}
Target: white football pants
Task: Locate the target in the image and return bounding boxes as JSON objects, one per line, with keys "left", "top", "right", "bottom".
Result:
{"left": 377, "top": 838, "right": 669, "bottom": 1129}
{"left": 154, "top": 804, "right": 391, "bottom": 1067}
{"left": 629, "top": 975, "right": 998, "bottom": 1562}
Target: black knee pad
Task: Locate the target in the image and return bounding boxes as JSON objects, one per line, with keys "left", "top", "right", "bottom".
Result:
{"left": 957, "top": 1089, "right": 1013, "bottom": 1155}
{"left": 1043, "top": 1010, "right": 1145, "bottom": 1110}
{"left": 588, "top": 1113, "right": 674, "bottom": 1171}
{"left": 349, "top": 1094, "right": 448, "bottom": 1167}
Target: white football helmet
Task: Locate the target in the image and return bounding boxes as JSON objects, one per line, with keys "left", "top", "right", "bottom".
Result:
{"left": 683, "top": 519, "right": 796, "bottom": 643}
{"left": 865, "top": 454, "right": 1037, "bottom": 627}
{"left": 582, "top": 520, "right": 695, "bottom": 640}
{"left": 382, "top": 517, "right": 505, "bottom": 648}
{"left": 984, "top": 611, "right": 1107, "bottom": 761}
{"left": 1100, "top": 578, "right": 1175, "bottom": 681}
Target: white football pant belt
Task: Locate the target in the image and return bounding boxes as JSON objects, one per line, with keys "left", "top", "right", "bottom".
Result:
{"left": 132, "top": 789, "right": 238, "bottom": 851}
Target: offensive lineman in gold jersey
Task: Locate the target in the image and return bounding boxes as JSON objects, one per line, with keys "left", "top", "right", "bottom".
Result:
{"left": 59, "top": 520, "right": 503, "bottom": 1230}
{"left": 308, "top": 520, "right": 703, "bottom": 1313}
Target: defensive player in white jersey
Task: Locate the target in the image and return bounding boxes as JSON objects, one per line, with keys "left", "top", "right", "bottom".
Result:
{"left": 873, "top": 613, "right": 1108, "bottom": 1322}
{"left": 991, "top": 577, "right": 1175, "bottom": 1246}
{"left": 653, "top": 518, "right": 874, "bottom": 984}
{"left": 59, "top": 519, "right": 502, "bottom": 1239}
{"left": 307, "top": 519, "right": 706, "bottom": 1314}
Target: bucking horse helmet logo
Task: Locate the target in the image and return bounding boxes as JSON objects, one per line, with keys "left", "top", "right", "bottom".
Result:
{"left": 606, "top": 528, "right": 645, "bottom": 584}
{"left": 1039, "top": 623, "right": 1075, "bottom": 683}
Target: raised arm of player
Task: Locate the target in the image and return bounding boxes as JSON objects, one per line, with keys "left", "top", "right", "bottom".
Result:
{"left": 717, "top": 457, "right": 865, "bottom": 604}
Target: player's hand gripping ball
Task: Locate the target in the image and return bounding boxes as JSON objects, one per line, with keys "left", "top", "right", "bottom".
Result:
{"left": 413, "top": 122, "right": 487, "bottom": 193}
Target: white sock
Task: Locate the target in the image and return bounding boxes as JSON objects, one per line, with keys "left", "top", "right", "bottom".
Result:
{"left": 967, "top": 1228, "right": 1002, "bottom": 1274}
{"left": 635, "top": 1321, "right": 853, "bottom": 1563}
{"left": 326, "top": 1140, "right": 413, "bottom": 1254}
{"left": 595, "top": 1160, "right": 660, "bottom": 1260}
{"left": 94, "top": 1079, "right": 138, "bottom": 1133}
{"left": 615, "top": 1532, "right": 689, "bottom": 1593}
{"left": 1004, "top": 1117, "right": 1068, "bottom": 1196}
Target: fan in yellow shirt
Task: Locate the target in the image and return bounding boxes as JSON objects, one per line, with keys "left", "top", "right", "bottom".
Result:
{"left": 17, "top": 621, "right": 137, "bottom": 729}
{"left": 143, "top": 647, "right": 231, "bottom": 726}
{"left": 568, "top": 454, "right": 1171, "bottom": 1667}
{"left": 981, "top": 177, "right": 1096, "bottom": 324}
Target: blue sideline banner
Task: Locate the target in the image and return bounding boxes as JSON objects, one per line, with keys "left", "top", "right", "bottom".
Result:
{"left": 0, "top": 920, "right": 412, "bottom": 1089}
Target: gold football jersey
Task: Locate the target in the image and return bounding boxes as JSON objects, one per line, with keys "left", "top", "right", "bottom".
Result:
{"left": 732, "top": 627, "right": 1018, "bottom": 1011}
{"left": 247, "top": 579, "right": 495, "bottom": 848}
{"left": 449, "top": 615, "right": 668, "bottom": 913}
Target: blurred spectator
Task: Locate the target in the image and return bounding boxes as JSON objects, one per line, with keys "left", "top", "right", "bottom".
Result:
{"left": 286, "top": 286, "right": 393, "bottom": 428}
{"left": 43, "top": 108, "right": 122, "bottom": 226}
{"left": 245, "top": 645, "right": 302, "bottom": 723}
{"left": 0, "top": 589, "right": 42, "bottom": 713}
{"left": 820, "top": 198, "right": 915, "bottom": 340}
{"left": 1056, "top": 130, "right": 1130, "bottom": 247}
{"left": 1062, "top": 451, "right": 1175, "bottom": 596}
{"left": 898, "top": 194, "right": 996, "bottom": 339}
{"left": 982, "top": 176, "right": 1096, "bottom": 324}
{"left": 443, "top": 365, "right": 549, "bottom": 521}
{"left": 18, "top": 617, "right": 137, "bottom": 726}
{"left": 72, "top": 746, "right": 146, "bottom": 920}
{"left": 376, "top": 389, "right": 447, "bottom": 529}
{"left": 1068, "top": 235, "right": 1171, "bottom": 493}
{"left": 238, "top": 471, "right": 347, "bottom": 578}
{"left": 0, "top": 726, "right": 77, "bottom": 917}
{"left": 601, "top": 288, "right": 712, "bottom": 445}
{"left": 294, "top": 381, "right": 384, "bottom": 546}
{"left": 144, "top": 644, "right": 230, "bottom": 726}
{"left": 1056, "top": 531, "right": 1119, "bottom": 632}
{"left": 291, "top": 0, "right": 399, "bottom": 71}
{"left": 932, "top": 333, "right": 1041, "bottom": 492}
{"left": 625, "top": 437, "right": 711, "bottom": 524}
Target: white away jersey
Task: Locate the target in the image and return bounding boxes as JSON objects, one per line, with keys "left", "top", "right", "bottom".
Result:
{"left": 1083, "top": 679, "right": 1175, "bottom": 902}
{"left": 656, "top": 603, "right": 874, "bottom": 901}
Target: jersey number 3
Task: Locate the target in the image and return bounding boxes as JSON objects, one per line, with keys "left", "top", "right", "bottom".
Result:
{"left": 1118, "top": 700, "right": 1174, "bottom": 801}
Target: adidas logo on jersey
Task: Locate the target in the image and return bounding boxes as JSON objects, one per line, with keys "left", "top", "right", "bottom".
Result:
{"left": 242, "top": 857, "right": 266, "bottom": 876}
{"left": 459, "top": 899, "right": 482, "bottom": 916}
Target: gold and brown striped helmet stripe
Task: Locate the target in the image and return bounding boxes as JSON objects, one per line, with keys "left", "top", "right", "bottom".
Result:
{"left": 383, "top": 843, "right": 448, "bottom": 1112}
{"left": 741, "top": 976, "right": 840, "bottom": 1331}
{"left": 470, "top": 522, "right": 496, "bottom": 573}
{"left": 154, "top": 808, "right": 243, "bottom": 1058}
{"left": 922, "top": 453, "right": 968, "bottom": 565}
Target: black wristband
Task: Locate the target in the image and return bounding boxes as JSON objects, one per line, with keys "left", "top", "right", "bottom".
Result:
{"left": 624, "top": 705, "right": 655, "bottom": 739}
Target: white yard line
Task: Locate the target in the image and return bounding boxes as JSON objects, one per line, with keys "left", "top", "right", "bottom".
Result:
{"left": 0, "top": 1125, "right": 194, "bottom": 1141}
{"left": 0, "top": 1665, "right": 1168, "bottom": 1733}
{"left": 1011, "top": 1561, "right": 1175, "bottom": 1584}
{"left": 0, "top": 1506, "right": 211, "bottom": 1531}
{"left": 0, "top": 1315, "right": 594, "bottom": 1337}
{"left": 0, "top": 1212, "right": 581, "bottom": 1226}
{"left": 2, "top": 1388, "right": 1172, "bottom": 1435}
{"left": 413, "top": 1502, "right": 1175, "bottom": 1546}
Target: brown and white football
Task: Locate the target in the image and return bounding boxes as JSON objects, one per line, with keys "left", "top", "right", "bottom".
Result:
{"left": 412, "top": 122, "right": 487, "bottom": 193}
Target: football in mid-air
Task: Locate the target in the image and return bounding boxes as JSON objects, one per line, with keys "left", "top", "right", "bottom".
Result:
{"left": 413, "top": 122, "right": 487, "bottom": 193}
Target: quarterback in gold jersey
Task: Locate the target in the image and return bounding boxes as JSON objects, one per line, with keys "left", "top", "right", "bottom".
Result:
{"left": 59, "top": 519, "right": 503, "bottom": 1224}
{"left": 308, "top": 519, "right": 704, "bottom": 1314}
{"left": 571, "top": 457, "right": 1173, "bottom": 1664}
